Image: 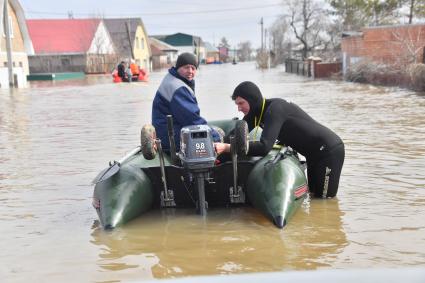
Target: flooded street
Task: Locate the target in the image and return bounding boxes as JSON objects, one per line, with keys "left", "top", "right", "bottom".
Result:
{"left": 1, "top": 62, "right": 424, "bottom": 282}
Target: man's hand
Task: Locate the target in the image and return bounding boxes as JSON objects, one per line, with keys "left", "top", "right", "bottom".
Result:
{"left": 214, "top": 143, "right": 230, "bottom": 155}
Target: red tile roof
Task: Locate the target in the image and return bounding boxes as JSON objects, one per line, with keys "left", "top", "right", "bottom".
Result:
{"left": 26, "top": 19, "right": 101, "bottom": 54}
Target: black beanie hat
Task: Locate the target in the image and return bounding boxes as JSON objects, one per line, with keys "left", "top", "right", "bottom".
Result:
{"left": 175, "top": 52, "right": 198, "bottom": 69}
{"left": 232, "top": 81, "right": 263, "bottom": 116}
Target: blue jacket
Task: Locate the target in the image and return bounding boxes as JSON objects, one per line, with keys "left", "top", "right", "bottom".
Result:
{"left": 152, "top": 67, "right": 219, "bottom": 151}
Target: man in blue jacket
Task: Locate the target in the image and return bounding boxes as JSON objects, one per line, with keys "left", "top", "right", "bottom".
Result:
{"left": 152, "top": 52, "right": 220, "bottom": 151}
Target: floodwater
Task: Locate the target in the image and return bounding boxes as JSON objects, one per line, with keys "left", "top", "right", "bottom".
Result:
{"left": 1, "top": 62, "right": 424, "bottom": 282}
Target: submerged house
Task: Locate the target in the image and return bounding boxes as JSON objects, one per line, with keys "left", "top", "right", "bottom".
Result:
{"left": 341, "top": 24, "right": 425, "bottom": 76}
{"left": 0, "top": 0, "right": 33, "bottom": 88}
{"left": 104, "top": 18, "right": 151, "bottom": 71}
{"left": 26, "top": 19, "right": 117, "bottom": 74}
{"left": 149, "top": 37, "right": 178, "bottom": 70}
{"left": 156, "top": 33, "right": 206, "bottom": 63}
{"left": 204, "top": 42, "right": 219, "bottom": 63}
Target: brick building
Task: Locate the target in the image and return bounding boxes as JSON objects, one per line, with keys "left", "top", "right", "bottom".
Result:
{"left": 341, "top": 24, "right": 425, "bottom": 76}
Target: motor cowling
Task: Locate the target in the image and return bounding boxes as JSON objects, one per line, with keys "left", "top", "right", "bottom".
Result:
{"left": 178, "top": 125, "right": 216, "bottom": 171}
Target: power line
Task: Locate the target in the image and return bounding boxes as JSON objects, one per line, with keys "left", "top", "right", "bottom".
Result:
{"left": 25, "top": 3, "right": 282, "bottom": 17}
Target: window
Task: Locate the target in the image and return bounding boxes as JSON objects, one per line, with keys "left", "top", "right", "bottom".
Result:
{"left": 135, "top": 37, "right": 139, "bottom": 49}
{"left": 141, "top": 38, "right": 144, "bottom": 49}
{"left": 19, "top": 62, "right": 23, "bottom": 67}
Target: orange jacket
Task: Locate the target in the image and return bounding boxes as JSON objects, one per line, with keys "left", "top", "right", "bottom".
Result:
{"left": 130, "top": 63, "right": 139, "bottom": 75}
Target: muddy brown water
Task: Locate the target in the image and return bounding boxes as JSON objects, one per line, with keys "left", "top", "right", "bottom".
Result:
{"left": 1, "top": 62, "right": 424, "bottom": 282}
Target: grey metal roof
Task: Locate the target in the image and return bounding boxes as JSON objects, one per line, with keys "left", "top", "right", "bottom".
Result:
{"left": 149, "top": 37, "right": 178, "bottom": 52}
{"left": 104, "top": 18, "right": 151, "bottom": 58}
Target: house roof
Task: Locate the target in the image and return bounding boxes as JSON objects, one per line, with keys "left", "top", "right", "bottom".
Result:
{"left": 104, "top": 18, "right": 151, "bottom": 58}
{"left": 149, "top": 37, "right": 178, "bottom": 52}
{"left": 26, "top": 19, "right": 101, "bottom": 54}
{"left": 204, "top": 42, "right": 218, "bottom": 52}
{"left": 162, "top": 32, "right": 203, "bottom": 47}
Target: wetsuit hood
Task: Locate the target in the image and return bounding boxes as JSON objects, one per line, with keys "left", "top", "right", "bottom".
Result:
{"left": 232, "top": 81, "right": 263, "bottom": 118}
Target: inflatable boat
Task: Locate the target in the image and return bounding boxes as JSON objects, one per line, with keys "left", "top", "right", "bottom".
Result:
{"left": 112, "top": 68, "right": 148, "bottom": 83}
{"left": 92, "top": 118, "right": 308, "bottom": 230}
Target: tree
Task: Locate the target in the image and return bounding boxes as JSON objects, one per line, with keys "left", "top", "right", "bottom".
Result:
{"left": 391, "top": 27, "right": 424, "bottom": 65}
{"left": 365, "top": 0, "right": 399, "bottom": 26}
{"left": 400, "top": 0, "right": 425, "bottom": 23}
{"left": 218, "top": 37, "right": 230, "bottom": 49}
{"left": 217, "top": 37, "right": 231, "bottom": 63}
{"left": 284, "top": 0, "right": 330, "bottom": 59}
{"left": 237, "top": 41, "right": 253, "bottom": 62}
{"left": 269, "top": 16, "right": 291, "bottom": 64}
{"left": 328, "top": 0, "right": 400, "bottom": 29}
{"left": 328, "top": 0, "right": 370, "bottom": 30}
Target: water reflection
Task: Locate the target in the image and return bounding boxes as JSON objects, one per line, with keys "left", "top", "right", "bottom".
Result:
{"left": 90, "top": 199, "right": 346, "bottom": 278}
{"left": 1, "top": 62, "right": 424, "bottom": 282}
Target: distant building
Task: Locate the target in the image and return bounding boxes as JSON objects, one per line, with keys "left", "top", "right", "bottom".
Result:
{"left": 26, "top": 19, "right": 117, "bottom": 74}
{"left": 204, "top": 42, "right": 219, "bottom": 63}
{"left": 218, "top": 46, "right": 229, "bottom": 63}
{"left": 149, "top": 37, "right": 178, "bottom": 70}
{"left": 341, "top": 24, "right": 425, "bottom": 76}
{"left": 155, "top": 33, "right": 205, "bottom": 64}
{"left": 0, "top": 0, "right": 34, "bottom": 88}
{"left": 104, "top": 18, "right": 151, "bottom": 71}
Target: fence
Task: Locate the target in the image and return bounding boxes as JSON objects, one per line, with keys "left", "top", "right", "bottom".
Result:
{"left": 285, "top": 59, "right": 342, "bottom": 79}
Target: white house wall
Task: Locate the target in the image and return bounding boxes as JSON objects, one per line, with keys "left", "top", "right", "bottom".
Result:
{"left": 88, "top": 21, "right": 115, "bottom": 54}
{"left": 0, "top": 0, "right": 31, "bottom": 87}
{"left": 176, "top": 46, "right": 195, "bottom": 55}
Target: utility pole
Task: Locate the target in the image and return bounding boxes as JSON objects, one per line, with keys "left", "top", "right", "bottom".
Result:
{"left": 260, "top": 17, "right": 264, "bottom": 51}
{"left": 4, "top": 0, "right": 14, "bottom": 88}
{"left": 197, "top": 37, "right": 201, "bottom": 69}
{"left": 125, "top": 20, "right": 134, "bottom": 59}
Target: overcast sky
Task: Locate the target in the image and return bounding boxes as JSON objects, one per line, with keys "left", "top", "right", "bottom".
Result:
{"left": 19, "top": 0, "right": 284, "bottom": 49}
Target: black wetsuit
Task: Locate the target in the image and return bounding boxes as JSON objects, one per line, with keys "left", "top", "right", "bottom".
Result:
{"left": 117, "top": 63, "right": 129, "bottom": 82}
{"left": 246, "top": 98, "right": 345, "bottom": 198}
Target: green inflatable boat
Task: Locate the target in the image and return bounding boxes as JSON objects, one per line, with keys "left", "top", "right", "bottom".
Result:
{"left": 92, "top": 118, "right": 308, "bottom": 229}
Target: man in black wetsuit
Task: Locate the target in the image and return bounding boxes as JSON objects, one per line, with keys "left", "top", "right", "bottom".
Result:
{"left": 215, "top": 81, "right": 345, "bottom": 198}
{"left": 117, "top": 61, "right": 129, "bottom": 82}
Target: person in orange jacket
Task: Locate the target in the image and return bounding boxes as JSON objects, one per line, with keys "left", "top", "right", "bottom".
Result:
{"left": 129, "top": 59, "right": 139, "bottom": 78}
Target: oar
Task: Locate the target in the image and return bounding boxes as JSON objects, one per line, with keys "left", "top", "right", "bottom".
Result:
{"left": 92, "top": 146, "right": 141, "bottom": 184}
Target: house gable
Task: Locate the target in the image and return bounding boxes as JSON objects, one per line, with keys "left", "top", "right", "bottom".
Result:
{"left": 104, "top": 18, "right": 151, "bottom": 69}
{"left": 88, "top": 21, "right": 115, "bottom": 54}
{"left": 0, "top": 0, "right": 32, "bottom": 84}
{"left": 0, "top": 0, "right": 33, "bottom": 54}
{"left": 104, "top": 18, "right": 151, "bottom": 57}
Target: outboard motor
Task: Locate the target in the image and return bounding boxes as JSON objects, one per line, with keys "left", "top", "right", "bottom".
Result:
{"left": 178, "top": 125, "right": 217, "bottom": 215}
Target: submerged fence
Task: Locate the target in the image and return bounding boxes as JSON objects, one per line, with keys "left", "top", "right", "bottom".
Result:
{"left": 285, "top": 59, "right": 341, "bottom": 79}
